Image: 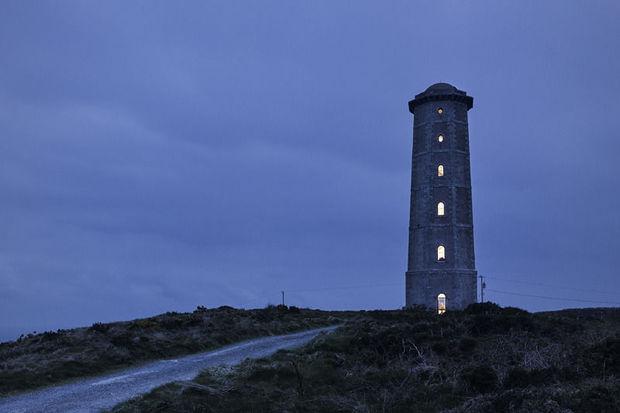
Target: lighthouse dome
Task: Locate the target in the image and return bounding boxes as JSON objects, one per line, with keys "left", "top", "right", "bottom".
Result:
{"left": 424, "top": 83, "right": 458, "bottom": 94}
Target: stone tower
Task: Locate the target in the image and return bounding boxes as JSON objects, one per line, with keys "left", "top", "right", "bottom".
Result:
{"left": 405, "top": 83, "right": 477, "bottom": 312}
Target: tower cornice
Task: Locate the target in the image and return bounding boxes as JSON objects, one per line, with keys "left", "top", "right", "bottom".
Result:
{"left": 408, "top": 83, "right": 473, "bottom": 113}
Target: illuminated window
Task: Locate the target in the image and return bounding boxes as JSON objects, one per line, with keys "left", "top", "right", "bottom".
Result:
{"left": 438, "top": 165, "right": 444, "bottom": 176}
{"left": 437, "top": 293, "right": 446, "bottom": 314}
{"left": 437, "top": 202, "right": 445, "bottom": 216}
{"left": 437, "top": 134, "right": 444, "bottom": 143}
{"left": 437, "top": 245, "right": 446, "bottom": 261}
{"left": 437, "top": 108, "right": 444, "bottom": 115}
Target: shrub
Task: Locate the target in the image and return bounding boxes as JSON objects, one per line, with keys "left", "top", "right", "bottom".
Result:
{"left": 161, "top": 315, "right": 183, "bottom": 330}
{"left": 461, "top": 365, "right": 498, "bottom": 394}
{"left": 464, "top": 302, "right": 502, "bottom": 315}
{"left": 107, "top": 308, "right": 620, "bottom": 413}
{"left": 431, "top": 341, "right": 448, "bottom": 355}
{"left": 505, "top": 367, "right": 554, "bottom": 388}
{"left": 583, "top": 337, "right": 620, "bottom": 377}
{"left": 458, "top": 336, "right": 478, "bottom": 353}
{"left": 575, "top": 385, "right": 620, "bottom": 413}
{"left": 302, "top": 357, "right": 340, "bottom": 385}
{"left": 468, "top": 314, "right": 494, "bottom": 336}
{"left": 468, "top": 311, "right": 536, "bottom": 336}
{"left": 404, "top": 304, "right": 428, "bottom": 313}
{"left": 502, "top": 306, "right": 530, "bottom": 316}
{"left": 130, "top": 318, "right": 159, "bottom": 330}
{"left": 247, "top": 365, "right": 280, "bottom": 381}
{"left": 111, "top": 333, "right": 136, "bottom": 348}
{"left": 90, "top": 322, "right": 110, "bottom": 333}
{"left": 0, "top": 306, "right": 341, "bottom": 396}
{"left": 41, "top": 330, "right": 61, "bottom": 341}
{"left": 311, "top": 333, "right": 355, "bottom": 354}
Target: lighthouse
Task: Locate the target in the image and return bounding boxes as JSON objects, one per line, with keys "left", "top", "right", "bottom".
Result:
{"left": 405, "top": 83, "right": 477, "bottom": 312}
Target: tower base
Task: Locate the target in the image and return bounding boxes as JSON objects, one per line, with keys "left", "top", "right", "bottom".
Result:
{"left": 405, "top": 270, "right": 477, "bottom": 310}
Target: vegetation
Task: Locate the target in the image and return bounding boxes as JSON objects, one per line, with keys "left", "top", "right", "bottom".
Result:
{"left": 0, "top": 305, "right": 349, "bottom": 396}
{"left": 112, "top": 304, "right": 620, "bottom": 413}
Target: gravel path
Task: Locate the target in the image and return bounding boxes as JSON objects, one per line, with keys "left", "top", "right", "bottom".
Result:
{"left": 0, "top": 326, "right": 338, "bottom": 413}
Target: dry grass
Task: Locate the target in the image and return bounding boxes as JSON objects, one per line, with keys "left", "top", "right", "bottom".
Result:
{"left": 0, "top": 305, "right": 350, "bottom": 395}
{"left": 112, "top": 304, "right": 620, "bottom": 413}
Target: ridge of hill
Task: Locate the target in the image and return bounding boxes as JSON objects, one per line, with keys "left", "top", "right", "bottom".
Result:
{"left": 112, "top": 304, "right": 620, "bottom": 413}
{"left": 0, "top": 306, "right": 351, "bottom": 396}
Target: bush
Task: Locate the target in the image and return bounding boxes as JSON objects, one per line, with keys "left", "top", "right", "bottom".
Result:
{"left": 161, "top": 315, "right": 183, "bottom": 330}
{"left": 575, "top": 385, "right": 620, "bottom": 413}
{"left": 458, "top": 336, "right": 478, "bottom": 353}
{"left": 194, "top": 305, "right": 208, "bottom": 313}
{"left": 40, "top": 330, "right": 61, "bottom": 341}
{"left": 0, "top": 306, "right": 340, "bottom": 396}
{"left": 310, "top": 333, "right": 355, "bottom": 354}
{"left": 464, "top": 302, "right": 502, "bottom": 315}
{"left": 130, "top": 318, "right": 159, "bottom": 330}
{"left": 111, "top": 333, "right": 134, "bottom": 348}
{"left": 586, "top": 338, "right": 620, "bottom": 376}
{"left": 468, "top": 311, "right": 536, "bottom": 336}
{"left": 461, "top": 365, "right": 498, "bottom": 394}
{"left": 505, "top": 367, "right": 554, "bottom": 388}
{"left": 90, "top": 322, "right": 110, "bottom": 333}
{"left": 431, "top": 341, "right": 448, "bottom": 355}
{"left": 302, "top": 357, "right": 340, "bottom": 385}
{"left": 405, "top": 304, "right": 429, "bottom": 313}
{"left": 502, "top": 306, "right": 530, "bottom": 316}
{"left": 108, "top": 308, "right": 620, "bottom": 413}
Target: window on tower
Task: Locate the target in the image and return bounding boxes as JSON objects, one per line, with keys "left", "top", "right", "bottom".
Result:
{"left": 438, "top": 165, "right": 444, "bottom": 176}
{"left": 437, "top": 202, "right": 445, "bottom": 216}
{"left": 437, "top": 245, "right": 446, "bottom": 261}
{"left": 437, "top": 134, "right": 444, "bottom": 143}
{"left": 437, "top": 293, "right": 446, "bottom": 314}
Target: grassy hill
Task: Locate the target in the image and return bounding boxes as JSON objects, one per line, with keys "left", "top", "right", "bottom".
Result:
{"left": 112, "top": 304, "right": 620, "bottom": 413}
{"left": 0, "top": 305, "right": 350, "bottom": 396}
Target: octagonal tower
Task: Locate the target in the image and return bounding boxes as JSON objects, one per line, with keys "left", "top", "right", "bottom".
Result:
{"left": 405, "top": 83, "right": 477, "bottom": 312}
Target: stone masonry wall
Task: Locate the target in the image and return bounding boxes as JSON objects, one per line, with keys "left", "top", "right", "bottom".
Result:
{"left": 405, "top": 83, "right": 477, "bottom": 311}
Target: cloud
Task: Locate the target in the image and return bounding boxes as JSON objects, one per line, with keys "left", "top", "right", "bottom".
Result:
{"left": 1, "top": 1, "right": 619, "bottom": 339}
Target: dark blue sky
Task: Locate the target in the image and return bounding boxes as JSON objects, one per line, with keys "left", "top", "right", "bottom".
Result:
{"left": 1, "top": 1, "right": 619, "bottom": 340}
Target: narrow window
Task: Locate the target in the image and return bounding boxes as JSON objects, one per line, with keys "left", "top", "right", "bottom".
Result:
{"left": 437, "top": 107, "right": 444, "bottom": 115}
{"left": 438, "top": 165, "right": 444, "bottom": 176}
{"left": 437, "top": 293, "right": 446, "bottom": 314}
{"left": 437, "top": 202, "right": 445, "bottom": 216}
{"left": 437, "top": 134, "right": 444, "bottom": 143}
{"left": 437, "top": 245, "right": 446, "bottom": 261}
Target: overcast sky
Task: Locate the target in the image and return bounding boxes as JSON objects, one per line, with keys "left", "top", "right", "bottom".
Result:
{"left": 1, "top": 1, "right": 619, "bottom": 340}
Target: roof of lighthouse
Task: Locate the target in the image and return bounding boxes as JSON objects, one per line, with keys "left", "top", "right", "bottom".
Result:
{"left": 408, "top": 82, "right": 473, "bottom": 113}
{"left": 424, "top": 82, "right": 458, "bottom": 94}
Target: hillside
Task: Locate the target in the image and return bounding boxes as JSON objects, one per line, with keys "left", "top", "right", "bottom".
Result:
{"left": 112, "top": 304, "right": 620, "bottom": 413}
{"left": 0, "top": 306, "right": 350, "bottom": 396}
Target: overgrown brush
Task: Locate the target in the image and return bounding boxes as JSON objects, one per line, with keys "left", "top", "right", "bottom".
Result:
{"left": 0, "top": 306, "right": 349, "bottom": 395}
{"left": 112, "top": 305, "right": 620, "bottom": 413}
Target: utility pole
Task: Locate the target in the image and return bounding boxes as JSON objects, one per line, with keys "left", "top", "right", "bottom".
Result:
{"left": 281, "top": 290, "right": 285, "bottom": 306}
{"left": 479, "top": 275, "right": 486, "bottom": 303}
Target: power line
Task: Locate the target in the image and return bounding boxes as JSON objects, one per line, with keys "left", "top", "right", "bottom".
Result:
{"left": 252, "top": 275, "right": 620, "bottom": 308}
{"left": 286, "top": 276, "right": 618, "bottom": 298}
{"left": 288, "top": 282, "right": 402, "bottom": 294}
{"left": 283, "top": 278, "right": 619, "bottom": 306}
{"left": 484, "top": 275, "right": 620, "bottom": 296}
{"left": 235, "top": 282, "right": 404, "bottom": 308}
{"left": 285, "top": 277, "right": 619, "bottom": 300}
{"left": 487, "top": 288, "right": 620, "bottom": 306}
